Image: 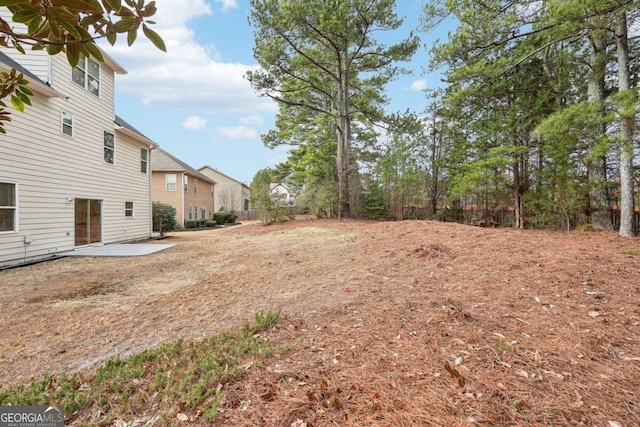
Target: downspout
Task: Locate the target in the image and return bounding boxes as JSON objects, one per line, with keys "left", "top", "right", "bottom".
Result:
{"left": 149, "top": 147, "right": 155, "bottom": 237}
{"left": 181, "top": 172, "right": 186, "bottom": 226}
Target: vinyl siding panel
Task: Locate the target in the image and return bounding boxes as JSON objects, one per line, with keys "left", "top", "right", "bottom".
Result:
{"left": 0, "top": 8, "right": 50, "bottom": 82}
{"left": 0, "top": 52, "right": 153, "bottom": 267}
{"left": 199, "top": 167, "right": 250, "bottom": 213}
{"left": 151, "top": 172, "right": 185, "bottom": 225}
{"left": 183, "top": 174, "right": 214, "bottom": 220}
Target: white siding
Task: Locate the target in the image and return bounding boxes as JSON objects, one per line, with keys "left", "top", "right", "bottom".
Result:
{"left": 0, "top": 8, "right": 51, "bottom": 83}
{"left": 0, "top": 52, "right": 153, "bottom": 267}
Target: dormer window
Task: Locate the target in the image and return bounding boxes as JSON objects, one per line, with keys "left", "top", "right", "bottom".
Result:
{"left": 72, "top": 54, "right": 100, "bottom": 96}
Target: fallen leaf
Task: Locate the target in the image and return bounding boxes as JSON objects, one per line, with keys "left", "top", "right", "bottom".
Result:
{"left": 445, "top": 362, "right": 466, "bottom": 388}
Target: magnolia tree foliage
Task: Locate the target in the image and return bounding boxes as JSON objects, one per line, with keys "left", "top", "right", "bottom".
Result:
{"left": 0, "top": 0, "right": 165, "bottom": 133}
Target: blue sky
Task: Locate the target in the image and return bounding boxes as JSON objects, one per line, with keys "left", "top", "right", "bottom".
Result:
{"left": 102, "top": 0, "right": 446, "bottom": 184}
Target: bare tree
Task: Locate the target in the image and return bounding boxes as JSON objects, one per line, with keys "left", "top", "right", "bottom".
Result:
{"left": 218, "top": 187, "right": 240, "bottom": 212}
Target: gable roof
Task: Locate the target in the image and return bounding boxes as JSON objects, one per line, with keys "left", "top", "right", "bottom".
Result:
{"left": 198, "top": 165, "right": 249, "bottom": 189}
{"left": 0, "top": 51, "right": 62, "bottom": 97}
{"left": 114, "top": 115, "right": 157, "bottom": 148}
{"left": 152, "top": 148, "right": 216, "bottom": 185}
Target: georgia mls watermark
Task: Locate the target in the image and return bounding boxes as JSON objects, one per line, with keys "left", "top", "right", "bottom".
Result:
{"left": 0, "top": 406, "right": 64, "bottom": 427}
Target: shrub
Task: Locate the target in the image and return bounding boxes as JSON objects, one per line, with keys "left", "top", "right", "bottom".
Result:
{"left": 213, "top": 211, "right": 237, "bottom": 224}
{"left": 184, "top": 220, "right": 199, "bottom": 229}
{"left": 152, "top": 202, "right": 177, "bottom": 237}
{"left": 205, "top": 220, "right": 217, "bottom": 228}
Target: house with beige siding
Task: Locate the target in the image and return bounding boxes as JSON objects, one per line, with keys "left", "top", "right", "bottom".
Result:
{"left": 0, "top": 18, "right": 157, "bottom": 268}
{"left": 198, "top": 166, "right": 252, "bottom": 219}
{"left": 151, "top": 149, "right": 216, "bottom": 227}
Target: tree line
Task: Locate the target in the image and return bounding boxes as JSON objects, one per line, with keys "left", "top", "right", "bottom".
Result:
{"left": 248, "top": 0, "right": 639, "bottom": 236}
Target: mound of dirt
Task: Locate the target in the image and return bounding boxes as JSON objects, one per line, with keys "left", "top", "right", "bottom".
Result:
{"left": 1, "top": 218, "right": 639, "bottom": 426}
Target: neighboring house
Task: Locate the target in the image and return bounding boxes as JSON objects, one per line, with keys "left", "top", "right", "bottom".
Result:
{"left": 270, "top": 183, "right": 295, "bottom": 205}
{"left": 198, "top": 166, "right": 252, "bottom": 218}
{"left": 151, "top": 148, "right": 216, "bottom": 226}
{"left": 0, "top": 32, "right": 157, "bottom": 267}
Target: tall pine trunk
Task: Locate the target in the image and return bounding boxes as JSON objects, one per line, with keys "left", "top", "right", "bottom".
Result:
{"left": 586, "top": 34, "right": 613, "bottom": 230}
{"left": 336, "top": 52, "right": 352, "bottom": 219}
{"left": 615, "top": 13, "right": 636, "bottom": 237}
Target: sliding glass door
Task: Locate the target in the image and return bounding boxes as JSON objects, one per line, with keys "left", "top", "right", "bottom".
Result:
{"left": 75, "top": 198, "right": 102, "bottom": 246}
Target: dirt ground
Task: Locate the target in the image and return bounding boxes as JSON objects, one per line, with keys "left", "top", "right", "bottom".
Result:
{"left": 1, "top": 218, "right": 640, "bottom": 426}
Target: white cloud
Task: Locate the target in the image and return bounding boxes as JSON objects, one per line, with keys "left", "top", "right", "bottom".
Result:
{"left": 216, "top": 0, "right": 239, "bottom": 11}
{"left": 213, "top": 126, "right": 259, "bottom": 141}
{"left": 100, "top": 0, "right": 275, "bottom": 115}
{"left": 239, "top": 115, "right": 264, "bottom": 125}
{"left": 182, "top": 115, "right": 207, "bottom": 130}
{"left": 410, "top": 79, "right": 428, "bottom": 91}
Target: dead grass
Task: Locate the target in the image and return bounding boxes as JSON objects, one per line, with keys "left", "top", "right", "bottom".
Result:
{"left": 1, "top": 217, "right": 640, "bottom": 426}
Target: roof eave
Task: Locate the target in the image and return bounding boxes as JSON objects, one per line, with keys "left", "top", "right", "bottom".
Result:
{"left": 0, "top": 62, "right": 64, "bottom": 98}
{"left": 115, "top": 125, "right": 157, "bottom": 148}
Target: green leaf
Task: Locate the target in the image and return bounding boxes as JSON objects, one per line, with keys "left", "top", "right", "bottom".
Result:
{"left": 26, "top": 16, "right": 41, "bottom": 34}
{"left": 80, "top": 14, "right": 104, "bottom": 26}
{"left": 104, "top": 0, "right": 121, "bottom": 12}
{"left": 65, "top": 42, "right": 80, "bottom": 68}
{"left": 127, "top": 28, "right": 136, "bottom": 46}
{"left": 54, "top": 0, "right": 103, "bottom": 13}
{"left": 12, "top": 9, "right": 41, "bottom": 24}
{"left": 47, "top": 43, "right": 64, "bottom": 55}
{"left": 113, "top": 16, "right": 137, "bottom": 32}
{"left": 18, "top": 86, "right": 33, "bottom": 97}
{"left": 16, "top": 91, "right": 31, "bottom": 106}
{"left": 142, "top": 23, "right": 165, "bottom": 51}
{"left": 106, "top": 31, "right": 117, "bottom": 45}
{"left": 143, "top": 1, "right": 157, "bottom": 17}
{"left": 79, "top": 41, "right": 104, "bottom": 62}
{"left": 58, "top": 19, "right": 83, "bottom": 39}
{"left": 10, "top": 95, "right": 25, "bottom": 112}
{"left": 0, "top": 0, "right": 29, "bottom": 6}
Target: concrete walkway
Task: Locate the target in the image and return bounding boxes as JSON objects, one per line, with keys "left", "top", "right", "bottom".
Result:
{"left": 60, "top": 243, "right": 175, "bottom": 257}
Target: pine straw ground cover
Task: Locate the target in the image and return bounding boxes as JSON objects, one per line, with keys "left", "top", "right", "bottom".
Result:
{"left": 1, "top": 218, "right": 639, "bottom": 426}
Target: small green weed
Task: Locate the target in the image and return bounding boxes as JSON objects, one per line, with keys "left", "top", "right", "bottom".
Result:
{"left": 0, "top": 310, "right": 283, "bottom": 424}
{"left": 621, "top": 248, "right": 640, "bottom": 256}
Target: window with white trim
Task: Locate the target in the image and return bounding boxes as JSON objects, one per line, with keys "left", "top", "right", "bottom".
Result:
{"left": 140, "top": 148, "right": 148, "bottom": 174}
{"left": 194, "top": 205, "right": 198, "bottom": 220}
{"left": 184, "top": 175, "right": 188, "bottom": 192}
{"left": 0, "top": 182, "right": 17, "bottom": 232}
{"left": 61, "top": 110, "right": 73, "bottom": 136}
{"left": 189, "top": 205, "right": 192, "bottom": 220}
{"left": 104, "top": 131, "right": 115, "bottom": 164}
{"left": 201, "top": 207, "right": 206, "bottom": 219}
{"left": 125, "top": 201, "right": 134, "bottom": 217}
{"left": 72, "top": 54, "right": 100, "bottom": 96}
{"left": 194, "top": 178, "right": 198, "bottom": 194}
{"left": 166, "top": 174, "right": 177, "bottom": 191}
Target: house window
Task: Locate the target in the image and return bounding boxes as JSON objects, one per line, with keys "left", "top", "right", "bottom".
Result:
{"left": 125, "top": 201, "right": 134, "bottom": 217}
{"left": 184, "top": 175, "right": 188, "bottom": 192}
{"left": 210, "top": 184, "right": 214, "bottom": 196}
{"left": 71, "top": 54, "right": 100, "bottom": 96}
{"left": 140, "top": 148, "right": 148, "bottom": 174}
{"left": 61, "top": 110, "right": 73, "bottom": 136}
{"left": 189, "top": 205, "right": 192, "bottom": 220}
{"left": 166, "top": 174, "right": 177, "bottom": 191}
{"left": 194, "top": 178, "right": 198, "bottom": 194}
{"left": 194, "top": 205, "right": 198, "bottom": 220}
{"left": 0, "top": 182, "right": 17, "bottom": 232}
{"left": 201, "top": 208, "right": 206, "bottom": 219}
{"left": 103, "top": 131, "right": 115, "bottom": 164}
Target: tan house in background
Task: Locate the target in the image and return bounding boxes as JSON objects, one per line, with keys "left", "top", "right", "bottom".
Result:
{"left": 198, "top": 166, "right": 252, "bottom": 219}
{"left": 151, "top": 149, "right": 216, "bottom": 227}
